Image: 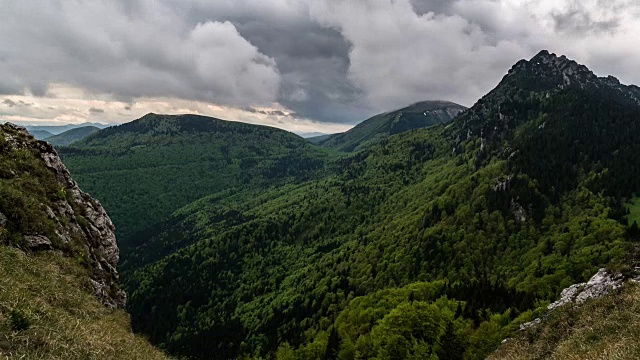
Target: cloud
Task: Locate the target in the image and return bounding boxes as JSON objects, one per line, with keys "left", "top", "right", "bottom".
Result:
{"left": 2, "top": 0, "right": 640, "bottom": 130}
{"left": 0, "top": 1, "right": 280, "bottom": 107}
{"left": 89, "top": 107, "right": 105, "bottom": 114}
{"left": 3, "top": 99, "right": 16, "bottom": 107}
{"left": 309, "top": 0, "right": 530, "bottom": 111}
{"left": 309, "top": 0, "right": 640, "bottom": 112}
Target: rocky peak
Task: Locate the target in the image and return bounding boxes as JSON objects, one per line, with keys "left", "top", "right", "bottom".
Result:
{"left": 506, "top": 50, "right": 596, "bottom": 88}
{"left": 0, "top": 122, "right": 125, "bottom": 308}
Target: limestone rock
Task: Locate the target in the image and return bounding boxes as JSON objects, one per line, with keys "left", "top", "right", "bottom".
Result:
{"left": 519, "top": 317, "right": 541, "bottom": 331}
{"left": 575, "top": 268, "right": 623, "bottom": 303}
{"left": 0, "top": 122, "right": 125, "bottom": 308}
{"left": 547, "top": 282, "right": 585, "bottom": 311}
{"left": 23, "top": 235, "right": 53, "bottom": 250}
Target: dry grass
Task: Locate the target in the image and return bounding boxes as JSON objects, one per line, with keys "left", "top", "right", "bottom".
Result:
{"left": 0, "top": 246, "right": 169, "bottom": 359}
{"left": 490, "top": 282, "right": 640, "bottom": 360}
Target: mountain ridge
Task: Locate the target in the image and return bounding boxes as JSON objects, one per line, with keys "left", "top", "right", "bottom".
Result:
{"left": 317, "top": 100, "right": 466, "bottom": 152}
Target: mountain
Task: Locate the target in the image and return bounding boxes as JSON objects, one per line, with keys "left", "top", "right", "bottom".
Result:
{"left": 96, "top": 51, "right": 640, "bottom": 359}
{"left": 297, "top": 131, "right": 331, "bottom": 139}
{"left": 58, "top": 113, "right": 333, "bottom": 245}
{"left": 46, "top": 125, "right": 100, "bottom": 146}
{"left": 317, "top": 100, "right": 467, "bottom": 152}
{"left": 306, "top": 133, "right": 333, "bottom": 144}
{"left": 28, "top": 129, "right": 54, "bottom": 140}
{"left": 0, "top": 123, "right": 166, "bottom": 359}
{"left": 23, "top": 122, "right": 110, "bottom": 136}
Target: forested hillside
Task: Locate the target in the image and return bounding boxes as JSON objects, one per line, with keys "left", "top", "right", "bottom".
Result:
{"left": 317, "top": 100, "right": 466, "bottom": 152}
{"left": 59, "top": 114, "right": 335, "bottom": 246}
{"left": 69, "top": 51, "right": 640, "bottom": 359}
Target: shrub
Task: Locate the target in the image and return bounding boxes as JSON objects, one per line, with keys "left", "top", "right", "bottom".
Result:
{"left": 10, "top": 309, "right": 31, "bottom": 332}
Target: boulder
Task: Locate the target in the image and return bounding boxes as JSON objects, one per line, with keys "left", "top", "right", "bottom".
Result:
{"left": 0, "top": 212, "right": 7, "bottom": 227}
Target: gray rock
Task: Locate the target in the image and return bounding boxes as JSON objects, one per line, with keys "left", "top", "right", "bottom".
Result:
{"left": 1, "top": 122, "right": 125, "bottom": 308}
{"left": 0, "top": 212, "right": 7, "bottom": 227}
{"left": 519, "top": 317, "right": 541, "bottom": 331}
{"left": 548, "top": 282, "right": 585, "bottom": 311}
{"left": 575, "top": 268, "right": 623, "bottom": 303}
{"left": 23, "top": 235, "right": 52, "bottom": 250}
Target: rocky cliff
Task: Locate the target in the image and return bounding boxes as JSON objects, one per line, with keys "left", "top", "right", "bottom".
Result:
{"left": 0, "top": 123, "right": 124, "bottom": 308}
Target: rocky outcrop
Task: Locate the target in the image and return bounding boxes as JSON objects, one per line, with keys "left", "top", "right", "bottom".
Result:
{"left": 1, "top": 123, "right": 125, "bottom": 308}
{"left": 546, "top": 268, "right": 624, "bottom": 311}
{"left": 23, "top": 235, "right": 53, "bottom": 250}
{"left": 520, "top": 268, "right": 626, "bottom": 331}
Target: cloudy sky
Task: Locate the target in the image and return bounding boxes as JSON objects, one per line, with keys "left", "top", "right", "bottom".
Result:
{"left": 1, "top": 0, "right": 639, "bottom": 133}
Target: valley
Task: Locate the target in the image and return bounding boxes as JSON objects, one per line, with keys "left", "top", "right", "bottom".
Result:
{"left": 49, "top": 51, "right": 640, "bottom": 359}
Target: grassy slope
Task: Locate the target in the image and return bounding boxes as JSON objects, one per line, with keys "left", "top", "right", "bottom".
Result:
{"left": 0, "top": 246, "right": 167, "bottom": 360}
{"left": 490, "top": 282, "right": 640, "bottom": 360}
{"left": 626, "top": 197, "right": 640, "bottom": 225}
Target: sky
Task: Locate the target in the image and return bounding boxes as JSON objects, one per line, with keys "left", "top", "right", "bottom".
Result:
{"left": 1, "top": 0, "right": 639, "bottom": 134}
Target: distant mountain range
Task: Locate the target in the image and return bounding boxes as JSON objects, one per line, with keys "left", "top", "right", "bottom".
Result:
{"left": 21, "top": 122, "right": 110, "bottom": 135}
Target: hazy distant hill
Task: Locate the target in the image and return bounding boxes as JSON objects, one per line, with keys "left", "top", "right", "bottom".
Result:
{"left": 317, "top": 100, "right": 466, "bottom": 151}
{"left": 306, "top": 133, "right": 333, "bottom": 144}
{"left": 24, "top": 122, "right": 109, "bottom": 135}
{"left": 46, "top": 126, "right": 100, "bottom": 146}
{"left": 27, "top": 129, "right": 55, "bottom": 140}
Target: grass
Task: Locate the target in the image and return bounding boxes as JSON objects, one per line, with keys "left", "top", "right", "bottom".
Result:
{"left": 489, "top": 282, "right": 640, "bottom": 359}
{"left": 0, "top": 246, "right": 168, "bottom": 359}
{"left": 626, "top": 197, "right": 640, "bottom": 226}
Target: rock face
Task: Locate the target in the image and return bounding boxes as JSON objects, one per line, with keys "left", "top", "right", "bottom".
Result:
{"left": 520, "top": 268, "right": 625, "bottom": 331}
{"left": 1, "top": 123, "right": 125, "bottom": 308}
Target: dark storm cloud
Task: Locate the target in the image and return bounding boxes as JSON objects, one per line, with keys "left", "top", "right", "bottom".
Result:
{"left": 172, "top": 2, "right": 366, "bottom": 123}
{"left": 410, "top": 0, "right": 456, "bottom": 15}
{"left": 89, "top": 107, "right": 105, "bottom": 114}
{"left": 551, "top": 9, "right": 620, "bottom": 35}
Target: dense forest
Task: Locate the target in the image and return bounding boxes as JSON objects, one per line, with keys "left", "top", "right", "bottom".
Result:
{"left": 61, "top": 51, "right": 640, "bottom": 359}
{"left": 59, "top": 114, "right": 335, "bottom": 244}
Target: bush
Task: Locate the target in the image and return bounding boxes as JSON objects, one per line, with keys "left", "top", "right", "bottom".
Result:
{"left": 10, "top": 309, "right": 31, "bottom": 332}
